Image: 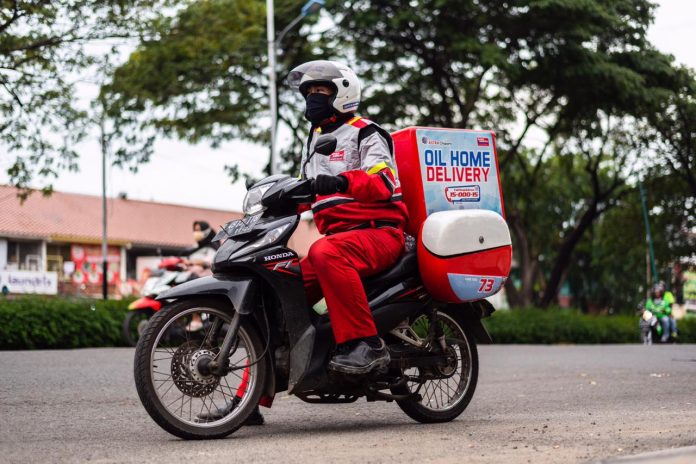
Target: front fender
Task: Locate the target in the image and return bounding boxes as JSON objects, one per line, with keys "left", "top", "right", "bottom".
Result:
{"left": 156, "top": 274, "right": 256, "bottom": 315}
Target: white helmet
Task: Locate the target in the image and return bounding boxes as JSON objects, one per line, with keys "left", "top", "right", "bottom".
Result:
{"left": 288, "top": 60, "right": 361, "bottom": 114}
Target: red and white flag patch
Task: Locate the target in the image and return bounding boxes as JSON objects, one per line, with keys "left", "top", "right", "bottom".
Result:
{"left": 329, "top": 150, "right": 345, "bottom": 161}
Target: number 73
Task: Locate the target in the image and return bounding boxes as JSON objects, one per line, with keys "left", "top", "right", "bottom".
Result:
{"left": 478, "top": 278, "right": 495, "bottom": 292}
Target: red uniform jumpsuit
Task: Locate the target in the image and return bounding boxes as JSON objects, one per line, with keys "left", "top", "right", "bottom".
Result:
{"left": 300, "top": 116, "right": 409, "bottom": 344}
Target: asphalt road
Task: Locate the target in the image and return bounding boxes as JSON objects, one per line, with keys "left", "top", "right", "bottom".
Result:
{"left": 1, "top": 345, "right": 695, "bottom": 464}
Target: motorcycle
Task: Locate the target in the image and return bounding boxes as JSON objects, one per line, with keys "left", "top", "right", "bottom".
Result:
{"left": 123, "top": 257, "right": 198, "bottom": 346}
{"left": 133, "top": 134, "right": 497, "bottom": 439}
{"left": 639, "top": 307, "right": 677, "bottom": 345}
{"left": 639, "top": 308, "right": 658, "bottom": 345}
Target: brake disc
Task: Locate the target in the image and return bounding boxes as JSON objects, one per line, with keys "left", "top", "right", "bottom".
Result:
{"left": 171, "top": 341, "right": 220, "bottom": 398}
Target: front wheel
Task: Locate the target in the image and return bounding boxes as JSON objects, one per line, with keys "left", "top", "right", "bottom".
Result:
{"left": 392, "top": 307, "right": 479, "bottom": 423}
{"left": 133, "top": 298, "right": 267, "bottom": 439}
{"left": 123, "top": 310, "right": 153, "bottom": 347}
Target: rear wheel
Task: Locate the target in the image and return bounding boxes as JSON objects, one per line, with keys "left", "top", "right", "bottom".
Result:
{"left": 392, "top": 307, "right": 479, "bottom": 423}
{"left": 133, "top": 298, "right": 267, "bottom": 439}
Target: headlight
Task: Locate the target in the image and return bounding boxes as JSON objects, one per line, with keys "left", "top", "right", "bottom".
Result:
{"left": 243, "top": 184, "right": 273, "bottom": 215}
{"left": 229, "top": 223, "right": 292, "bottom": 260}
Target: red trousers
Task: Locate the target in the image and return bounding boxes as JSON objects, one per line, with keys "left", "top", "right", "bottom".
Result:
{"left": 300, "top": 227, "right": 405, "bottom": 344}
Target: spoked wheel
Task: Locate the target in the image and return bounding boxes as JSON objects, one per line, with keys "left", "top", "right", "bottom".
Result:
{"left": 133, "top": 298, "right": 267, "bottom": 439}
{"left": 123, "top": 310, "right": 152, "bottom": 347}
{"left": 392, "top": 307, "right": 478, "bottom": 423}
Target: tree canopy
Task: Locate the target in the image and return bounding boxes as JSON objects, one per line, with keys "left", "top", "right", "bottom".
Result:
{"left": 2, "top": 0, "right": 694, "bottom": 309}
{"left": 0, "top": 0, "right": 168, "bottom": 193}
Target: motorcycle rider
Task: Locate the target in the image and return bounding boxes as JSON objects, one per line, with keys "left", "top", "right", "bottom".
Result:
{"left": 288, "top": 60, "right": 409, "bottom": 374}
{"left": 182, "top": 221, "right": 218, "bottom": 332}
{"left": 197, "top": 61, "right": 408, "bottom": 423}
{"left": 646, "top": 284, "right": 677, "bottom": 342}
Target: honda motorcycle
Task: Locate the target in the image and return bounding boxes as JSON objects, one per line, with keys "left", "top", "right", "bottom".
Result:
{"left": 133, "top": 134, "right": 496, "bottom": 439}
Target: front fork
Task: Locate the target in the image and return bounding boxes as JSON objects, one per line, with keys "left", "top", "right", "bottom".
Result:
{"left": 200, "top": 312, "right": 242, "bottom": 376}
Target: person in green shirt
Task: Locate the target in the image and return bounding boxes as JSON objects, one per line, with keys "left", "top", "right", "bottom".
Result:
{"left": 646, "top": 284, "right": 677, "bottom": 342}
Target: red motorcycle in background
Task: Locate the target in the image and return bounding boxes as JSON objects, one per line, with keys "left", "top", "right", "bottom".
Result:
{"left": 122, "top": 257, "right": 200, "bottom": 346}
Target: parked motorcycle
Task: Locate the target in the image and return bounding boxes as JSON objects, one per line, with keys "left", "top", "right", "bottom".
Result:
{"left": 122, "top": 257, "right": 198, "bottom": 346}
{"left": 133, "top": 134, "right": 499, "bottom": 439}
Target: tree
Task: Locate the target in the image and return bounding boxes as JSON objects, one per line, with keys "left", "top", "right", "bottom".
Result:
{"left": 34, "top": 0, "right": 692, "bottom": 308}
{"left": 101, "top": 0, "right": 325, "bottom": 180}
{"left": 568, "top": 171, "right": 695, "bottom": 313}
{"left": 328, "top": 0, "right": 688, "bottom": 306}
{"left": 0, "top": 0, "right": 168, "bottom": 194}
{"left": 644, "top": 67, "right": 696, "bottom": 199}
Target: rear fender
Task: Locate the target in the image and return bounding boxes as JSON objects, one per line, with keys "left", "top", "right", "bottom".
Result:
{"left": 447, "top": 300, "right": 495, "bottom": 344}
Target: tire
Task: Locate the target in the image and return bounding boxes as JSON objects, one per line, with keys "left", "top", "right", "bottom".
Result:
{"left": 123, "top": 310, "right": 152, "bottom": 347}
{"left": 392, "top": 306, "right": 479, "bottom": 423}
{"left": 133, "top": 298, "right": 267, "bottom": 439}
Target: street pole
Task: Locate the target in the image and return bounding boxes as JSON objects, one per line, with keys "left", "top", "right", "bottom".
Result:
{"left": 100, "top": 111, "right": 108, "bottom": 300}
{"left": 638, "top": 181, "right": 657, "bottom": 287}
{"left": 266, "top": 0, "right": 278, "bottom": 175}
{"left": 266, "top": 0, "right": 324, "bottom": 176}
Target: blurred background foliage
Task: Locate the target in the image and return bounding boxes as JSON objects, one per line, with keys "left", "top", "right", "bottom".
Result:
{"left": 1, "top": 0, "right": 694, "bottom": 312}
{"left": 1, "top": 296, "right": 694, "bottom": 349}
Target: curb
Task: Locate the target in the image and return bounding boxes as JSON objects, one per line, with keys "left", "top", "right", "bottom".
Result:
{"left": 595, "top": 446, "right": 696, "bottom": 463}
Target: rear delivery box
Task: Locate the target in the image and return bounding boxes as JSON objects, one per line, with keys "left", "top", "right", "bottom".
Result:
{"left": 392, "top": 127, "right": 505, "bottom": 236}
{"left": 393, "top": 127, "right": 510, "bottom": 303}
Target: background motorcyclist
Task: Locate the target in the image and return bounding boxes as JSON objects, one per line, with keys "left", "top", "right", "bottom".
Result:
{"left": 288, "top": 60, "right": 409, "bottom": 375}
{"left": 182, "top": 220, "right": 218, "bottom": 274}
{"left": 646, "top": 284, "right": 677, "bottom": 342}
{"left": 180, "top": 221, "right": 218, "bottom": 332}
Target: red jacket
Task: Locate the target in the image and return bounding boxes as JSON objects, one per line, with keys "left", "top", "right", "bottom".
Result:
{"left": 301, "top": 116, "right": 409, "bottom": 235}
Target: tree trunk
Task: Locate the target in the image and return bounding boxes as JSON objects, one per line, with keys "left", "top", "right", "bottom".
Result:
{"left": 539, "top": 202, "right": 599, "bottom": 307}
{"left": 507, "top": 212, "right": 538, "bottom": 307}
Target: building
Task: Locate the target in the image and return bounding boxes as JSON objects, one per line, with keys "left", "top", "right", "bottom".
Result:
{"left": 0, "top": 185, "right": 321, "bottom": 297}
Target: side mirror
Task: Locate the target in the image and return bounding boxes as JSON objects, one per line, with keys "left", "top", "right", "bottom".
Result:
{"left": 314, "top": 134, "right": 337, "bottom": 156}
{"left": 245, "top": 176, "right": 257, "bottom": 190}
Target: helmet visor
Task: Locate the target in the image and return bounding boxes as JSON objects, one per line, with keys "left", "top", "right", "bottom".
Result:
{"left": 287, "top": 60, "right": 344, "bottom": 90}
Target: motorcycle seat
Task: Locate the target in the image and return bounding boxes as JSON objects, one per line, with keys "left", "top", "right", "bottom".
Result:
{"left": 362, "top": 250, "right": 418, "bottom": 298}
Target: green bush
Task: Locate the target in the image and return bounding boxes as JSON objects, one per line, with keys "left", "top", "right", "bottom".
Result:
{"left": 0, "top": 296, "right": 131, "bottom": 350}
{"left": 1, "top": 297, "right": 694, "bottom": 349}
{"left": 485, "top": 308, "right": 696, "bottom": 344}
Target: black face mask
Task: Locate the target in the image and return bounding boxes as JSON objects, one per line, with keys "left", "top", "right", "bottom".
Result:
{"left": 304, "top": 93, "right": 334, "bottom": 125}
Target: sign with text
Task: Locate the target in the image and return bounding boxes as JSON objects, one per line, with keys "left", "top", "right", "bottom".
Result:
{"left": 416, "top": 129, "right": 503, "bottom": 217}
{"left": 0, "top": 271, "right": 58, "bottom": 295}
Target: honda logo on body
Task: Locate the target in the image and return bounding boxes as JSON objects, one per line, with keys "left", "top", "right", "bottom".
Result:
{"left": 263, "top": 252, "right": 294, "bottom": 262}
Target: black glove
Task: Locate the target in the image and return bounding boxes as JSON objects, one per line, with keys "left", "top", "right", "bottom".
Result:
{"left": 314, "top": 174, "right": 348, "bottom": 195}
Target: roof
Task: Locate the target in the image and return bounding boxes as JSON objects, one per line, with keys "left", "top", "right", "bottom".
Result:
{"left": 0, "top": 185, "right": 322, "bottom": 254}
{"left": 0, "top": 185, "right": 243, "bottom": 249}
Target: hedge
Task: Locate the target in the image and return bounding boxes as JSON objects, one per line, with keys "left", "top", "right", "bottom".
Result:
{"left": 0, "top": 296, "right": 130, "bottom": 350}
{"left": 485, "top": 308, "right": 696, "bottom": 344}
{"left": 0, "top": 297, "right": 694, "bottom": 350}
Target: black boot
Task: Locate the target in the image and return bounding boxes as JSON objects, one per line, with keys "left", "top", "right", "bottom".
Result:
{"left": 195, "top": 396, "right": 265, "bottom": 425}
{"left": 328, "top": 338, "right": 390, "bottom": 375}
